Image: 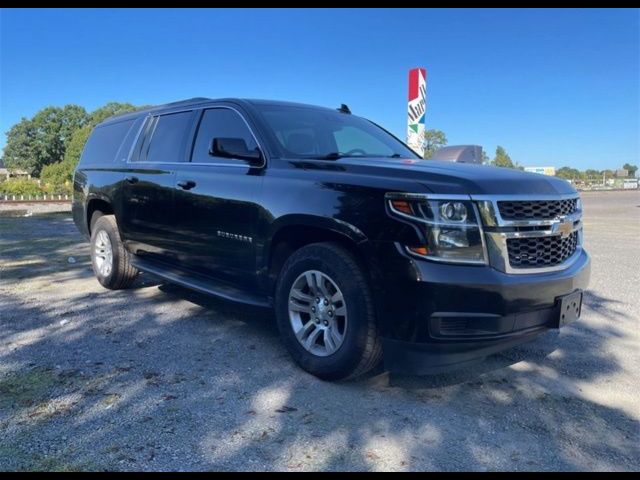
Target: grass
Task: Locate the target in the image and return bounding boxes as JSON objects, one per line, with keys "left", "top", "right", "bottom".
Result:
{"left": 0, "top": 368, "right": 59, "bottom": 409}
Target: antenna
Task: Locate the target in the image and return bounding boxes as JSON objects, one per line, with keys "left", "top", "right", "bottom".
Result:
{"left": 337, "top": 104, "right": 351, "bottom": 114}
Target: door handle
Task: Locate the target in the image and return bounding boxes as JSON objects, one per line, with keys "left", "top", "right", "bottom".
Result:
{"left": 125, "top": 176, "right": 139, "bottom": 184}
{"left": 177, "top": 180, "right": 196, "bottom": 190}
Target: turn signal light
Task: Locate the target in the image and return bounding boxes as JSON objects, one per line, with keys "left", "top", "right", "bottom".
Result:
{"left": 408, "top": 246, "right": 429, "bottom": 256}
{"left": 391, "top": 200, "right": 413, "bottom": 215}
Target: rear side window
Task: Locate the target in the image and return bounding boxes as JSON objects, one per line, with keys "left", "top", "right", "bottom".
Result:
{"left": 143, "top": 111, "right": 193, "bottom": 163}
{"left": 80, "top": 118, "right": 136, "bottom": 165}
{"left": 113, "top": 117, "right": 143, "bottom": 162}
{"left": 191, "top": 109, "right": 258, "bottom": 164}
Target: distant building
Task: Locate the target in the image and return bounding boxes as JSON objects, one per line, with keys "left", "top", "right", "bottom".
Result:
{"left": 524, "top": 166, "right": 556, "bottom": 176}
{"left": 0, "top": 158, "right": 30, "bottom": 179}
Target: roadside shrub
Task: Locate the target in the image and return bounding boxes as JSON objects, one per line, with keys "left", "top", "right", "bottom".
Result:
{"left": 40, "top": 160, "right": 74, "bottom": 194}
{"left": 0, "top": 178, "right": 44, "bottom": 197}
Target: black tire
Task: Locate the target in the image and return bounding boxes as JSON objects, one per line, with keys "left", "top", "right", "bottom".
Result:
{"left": 275, "top": 242, "right": 382, "bottom": 380}
{"left": 90, "top": 214, "right": 138, "bottom": 290}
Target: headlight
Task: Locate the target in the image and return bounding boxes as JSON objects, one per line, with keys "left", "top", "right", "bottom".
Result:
{"left": 440, "top": 201, "right": 468, "bottom": 222}
{"left": 575, "top": 197, "right": 583, "bottom": 213}
{"left": 386, "top": 193, "right": 487, "bottom": 265}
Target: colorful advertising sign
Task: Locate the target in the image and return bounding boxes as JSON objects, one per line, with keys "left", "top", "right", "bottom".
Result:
{"left": 407, "top": 68, "right": 427, "bottom": 157}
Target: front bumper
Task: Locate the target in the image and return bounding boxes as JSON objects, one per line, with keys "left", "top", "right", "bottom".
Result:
{"left": 373, "top": 243, "right": 591, "bottom": 374}
{"left": 383, "top": 330, "right": 545, "bottom": 375}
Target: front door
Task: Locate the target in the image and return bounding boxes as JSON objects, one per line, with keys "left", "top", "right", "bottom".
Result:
{"left": 173, "top": 107, "right": 265, "bottom": 287}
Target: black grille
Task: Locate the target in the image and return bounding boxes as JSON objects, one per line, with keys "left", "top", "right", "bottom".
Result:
{"left": 507, "top": 232, "right": 579, "bottom": 268}
{"left": 498, "top": 199, "right": 578, "bottom": 220}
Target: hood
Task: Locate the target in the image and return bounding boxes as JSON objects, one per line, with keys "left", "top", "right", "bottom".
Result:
{"left": 337, "top": 157, "right": 575, "bottom": 196}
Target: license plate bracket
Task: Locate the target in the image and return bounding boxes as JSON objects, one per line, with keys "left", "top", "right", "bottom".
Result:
{"left": 554, "top": 290, "right": 583, "bottom": 328}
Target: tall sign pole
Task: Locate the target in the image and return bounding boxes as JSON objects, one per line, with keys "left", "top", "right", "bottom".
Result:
{"left": 407, "top": 67, "right": 427, "bottom": 158}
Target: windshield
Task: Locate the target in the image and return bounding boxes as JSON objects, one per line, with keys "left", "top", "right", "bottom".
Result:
{"left": 254, "top": 104, "right": 419, "bottom": 160}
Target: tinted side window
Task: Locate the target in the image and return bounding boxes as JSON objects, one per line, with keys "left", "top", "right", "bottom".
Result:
{"left": 144, "top": 111, "right": 193, "bottom": 163}
{"left": 192, "top": 109, "right": 258, "bottom": 164}
{"left": 114, "top": 117, "right": 143, "bottom": 162}
{"left": 80, "top": 118, "right": 136, "bottom": 166}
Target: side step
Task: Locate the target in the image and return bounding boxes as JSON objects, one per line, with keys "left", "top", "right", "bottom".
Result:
{"left": 131, "top": 257, "right": 272, "bottom": 308}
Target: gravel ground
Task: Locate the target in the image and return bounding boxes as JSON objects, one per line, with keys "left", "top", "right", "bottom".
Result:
{"left": 0, "top": 190, "right": 638, "bottom": 471}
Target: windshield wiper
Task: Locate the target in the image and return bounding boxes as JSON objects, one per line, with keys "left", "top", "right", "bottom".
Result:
{"left": 307, "top": 152, "right": 406, "bottom": 160}
{"left": 312, "top": 152, "right": 344, "bottom": 160}
{"left": 307, "top": 152, "right": 362, "bottom": 160}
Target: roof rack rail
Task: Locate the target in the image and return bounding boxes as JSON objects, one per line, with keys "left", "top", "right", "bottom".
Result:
{"left": 160, "top": 97, "right": 212, "bottom": 108}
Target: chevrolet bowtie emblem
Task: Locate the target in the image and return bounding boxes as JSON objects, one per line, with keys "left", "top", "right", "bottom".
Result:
{"left": 554, "top": 218, "right": 574, "bottom": 238}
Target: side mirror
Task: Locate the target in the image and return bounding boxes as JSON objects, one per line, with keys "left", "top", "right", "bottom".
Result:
{"left": 209, "top": 137, "right": 262, "bottom": 165}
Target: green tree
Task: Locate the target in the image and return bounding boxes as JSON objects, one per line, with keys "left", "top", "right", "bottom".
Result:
{"left": 1, "top": 118, "right": 37, "bottom": 175}
{"left": 585, "top": 169, "right": 600, "bottom": 180}
{"left": 422, "top": 129, "right": 447, "bottom": 159}
{"left": 623, "top": 163, "right": 638, "bottom": 177}
{"left": 481, "top": 149, "right": 490, "bottom": 165}
{"left": 89, "top": 102, "right": 139, "bottom": 125}
{"left": 1, "top": 105, "right": 88, "bottom": 176}
{"left": 31, "top": 105, "right": 88, "bottom": 173}
{"left": 491, "top": 146, "right": 515, "bottom": 169}
{"left": 556, "top": 166, "right": 582, "bottom": 180}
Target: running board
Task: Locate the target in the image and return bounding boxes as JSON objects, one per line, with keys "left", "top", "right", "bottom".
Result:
{"left": 131, "top": 257, "right": 272, "bottom": 308}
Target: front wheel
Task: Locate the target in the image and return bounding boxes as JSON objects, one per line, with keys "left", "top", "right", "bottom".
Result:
{"left": 90, "top": 214, "right": 138, "bottom": 290}
{"left": 275, "top": 243, "right": 382, "bottom": 380}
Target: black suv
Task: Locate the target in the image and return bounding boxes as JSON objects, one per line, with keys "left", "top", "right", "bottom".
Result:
{"left": 73, "top": 98, "right": 590, "bottom": 380}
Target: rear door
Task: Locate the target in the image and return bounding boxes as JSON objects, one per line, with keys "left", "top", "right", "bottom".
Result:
{"left": 119, "top": 110, "right": 197, "bottom": 264}
{"left": 172, "top": 107, "right": 265, "bottom": 287}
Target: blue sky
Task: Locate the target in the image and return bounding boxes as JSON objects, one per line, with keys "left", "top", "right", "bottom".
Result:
{"left": 1, "top": 8, "right": 638, "bottom": 170}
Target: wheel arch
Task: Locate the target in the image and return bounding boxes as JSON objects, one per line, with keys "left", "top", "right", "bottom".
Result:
{"left": 262, "top": 215, "right": 382, "bottom": 296}
{"left": 86, "top": 194, "right": 115, "bottom": 234}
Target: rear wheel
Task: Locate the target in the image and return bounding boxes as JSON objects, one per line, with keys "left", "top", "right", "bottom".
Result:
{"left": 90, "top": 214, "right": 138, "bottom": 290}
{"left": 275, "top": 242, "right": 382, "bottom": 380}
